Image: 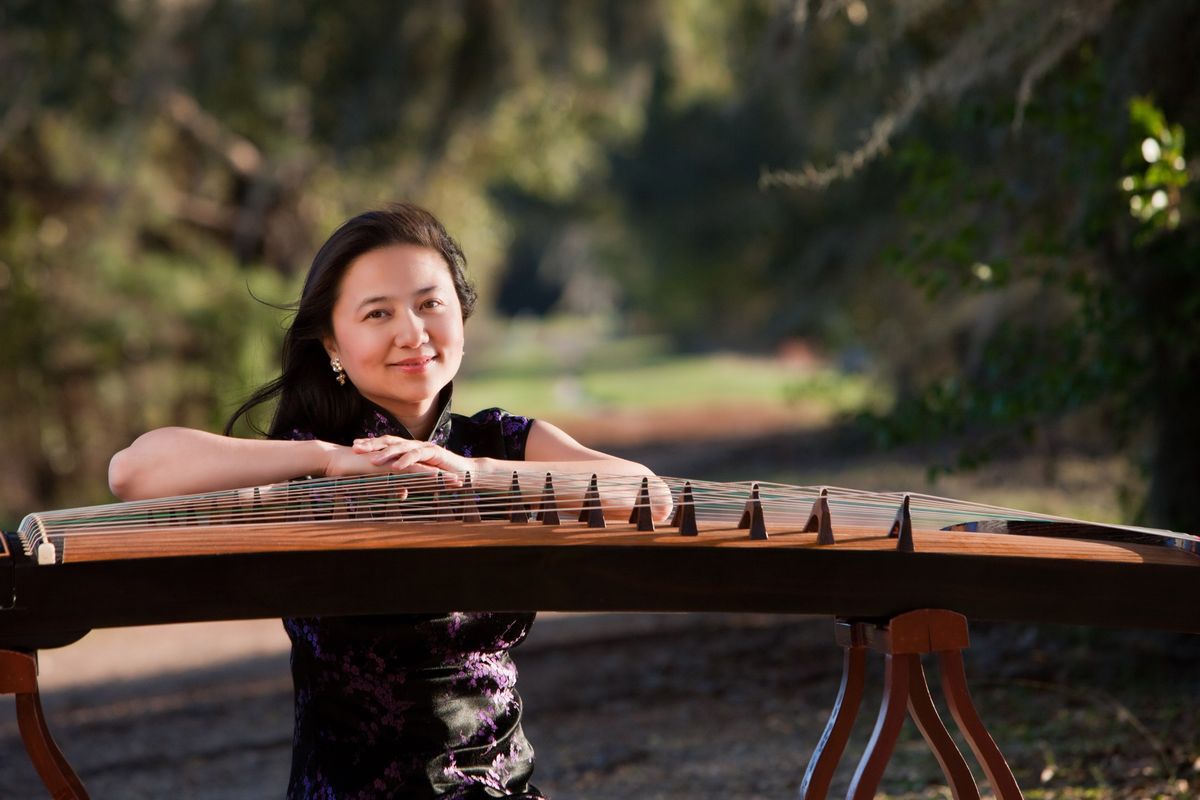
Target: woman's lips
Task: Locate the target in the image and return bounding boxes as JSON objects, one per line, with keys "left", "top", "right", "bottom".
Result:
{"left": 390, "top": 356, "right": 436, "bottom": 373}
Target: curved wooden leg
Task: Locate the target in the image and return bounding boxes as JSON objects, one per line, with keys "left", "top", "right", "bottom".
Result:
{"left": 845, "top": 652, "right": 912, "bottom": 800}
{"left": 939, "top": 649, "right": 1023, "bottom": 800}
{"left": 0, "top": 650, "right": 89, "bottom": 799}
{"left": 15, "top": 692, "right": 90, "bottom": 799}
{"left": 800, "top": 644, "right": 867, "bottom": 800}
{"left": 800, "top": 612, "right": 1019, "bottom": 800}
{"left": 906, "top": 656, "right": 979, "bottom": 800}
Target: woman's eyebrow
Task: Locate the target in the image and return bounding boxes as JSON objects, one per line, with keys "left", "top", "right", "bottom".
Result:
{"left": 355, "top": 294, "right": 392, "bottom": 310}
{"left": 354, "top": 286, "right": 439, "bottom": 310}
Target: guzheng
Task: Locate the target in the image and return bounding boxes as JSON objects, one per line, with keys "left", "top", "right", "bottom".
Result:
{"left": 5, "top": 471, "right": 1199, "bottom": 646}
{"left": 2, "top": 471, "right": 1198, "bottom": 799}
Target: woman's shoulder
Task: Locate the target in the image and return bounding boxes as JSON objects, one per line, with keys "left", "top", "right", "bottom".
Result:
{"left": 452, "top": 407, "right": 533, "bottom": 426}
{"left": 448, "top": 408, "right": 535, "bottom": 460}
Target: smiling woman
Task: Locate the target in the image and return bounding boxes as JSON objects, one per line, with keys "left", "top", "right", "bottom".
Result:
{"left": 325, "top": 244, "right": 467, "bottom": 438}
{"left": 106, "top": 203, "right": 670, "bottom": 800}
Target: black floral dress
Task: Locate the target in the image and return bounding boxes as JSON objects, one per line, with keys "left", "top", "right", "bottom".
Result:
{"left": 283, "top": 399, "right": 545, "bottom": 799}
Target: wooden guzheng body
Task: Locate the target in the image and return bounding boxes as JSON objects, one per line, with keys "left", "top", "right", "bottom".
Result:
{"left": 3, "top": 471, "right": 1199, "bottom": 798}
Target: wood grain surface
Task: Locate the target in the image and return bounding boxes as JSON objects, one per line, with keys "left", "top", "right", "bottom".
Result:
{"left": 50, "top": 519, "right": 1196, "bottom": 566}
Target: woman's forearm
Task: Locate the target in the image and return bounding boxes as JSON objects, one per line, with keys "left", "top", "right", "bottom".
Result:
{"left": 111, "top": 427, "right": 674, "bottom": 522}
{"left": 471, "top": 457, "right": 673, "bottom": 522}
{"left": 109, "top": 427, "right": 337, "bottom": 501}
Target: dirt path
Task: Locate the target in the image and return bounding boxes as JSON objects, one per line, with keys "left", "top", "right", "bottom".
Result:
{"left": 3, "top": 614, "right": 1196, "bottom": 799}
{"left": 0, "top": 614, "right": 842, "bottom": 799}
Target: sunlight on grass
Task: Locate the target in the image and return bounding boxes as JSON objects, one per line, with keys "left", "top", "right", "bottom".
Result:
{"left": 457, "top": 316, "right": 887, "bottom": 419}
{"left": 457, "top": 351, "right": 884, "bottom": 420}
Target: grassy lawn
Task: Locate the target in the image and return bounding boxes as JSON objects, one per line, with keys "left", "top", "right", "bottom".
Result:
{"left": 457, "top": 346, "right": 883, "bottom": 420}
{"left": 763, "top": 451, "right": 1137, "bottom": 525}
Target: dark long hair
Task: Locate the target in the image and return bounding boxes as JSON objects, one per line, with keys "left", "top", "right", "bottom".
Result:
{"left": 224, "top": 204, "right": 477, "bottom": 443}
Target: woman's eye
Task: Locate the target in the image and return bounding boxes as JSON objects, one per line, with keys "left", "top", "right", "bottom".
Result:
{"left": 364, "top": 309, "right": 390, "bottom": 320}
{"left": 420, "top": 298, "right": 445, "bottom": 310}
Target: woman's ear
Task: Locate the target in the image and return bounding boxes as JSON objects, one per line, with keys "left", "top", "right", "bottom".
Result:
{"left": 322, "top": 335, "right": 338, "bottom": 360}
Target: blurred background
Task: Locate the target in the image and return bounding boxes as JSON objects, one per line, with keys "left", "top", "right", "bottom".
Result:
{"left": 2, "top": 1, "right": 1200, "bottom": 798}
{"left": 3, "top": 0, "right": 1198, "bottom": 531}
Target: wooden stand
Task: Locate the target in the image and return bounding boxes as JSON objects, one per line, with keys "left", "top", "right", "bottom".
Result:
{"left": 0, "top": 649, "right": 89, "bottom": 799}
{"left": 800, "top": 609, "right": 1023, "bottom": 800}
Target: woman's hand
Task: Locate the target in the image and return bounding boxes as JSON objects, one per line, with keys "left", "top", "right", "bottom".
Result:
{"left": 321, "top": 443, "right": 394, "bottom": 479}
{"left": 348, "top": 436, "right": 475, "bottom": 479}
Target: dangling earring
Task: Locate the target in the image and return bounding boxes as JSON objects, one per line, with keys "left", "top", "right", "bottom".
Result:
{"left": 331, "top": 357, "right": 347, "bottom": 386}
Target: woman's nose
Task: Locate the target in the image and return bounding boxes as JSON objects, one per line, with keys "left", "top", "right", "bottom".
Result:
{"left": 393, "top": 311, "right": 429, "bottom": 347}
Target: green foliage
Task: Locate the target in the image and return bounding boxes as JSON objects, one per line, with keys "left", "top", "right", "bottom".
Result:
{"left": 853, "top": 25, "right": 1200, "bottom": 528}
{"left": 0, "top": 201, "right": 291, "bottom": 524}
{"left": 1122, "top": 97, "right": 1190, "bottom": 234}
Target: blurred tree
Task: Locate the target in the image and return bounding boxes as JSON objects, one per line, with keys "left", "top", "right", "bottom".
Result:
{"left": 759, "top": 0, "right": 1200, "bottom": 529}
{"left": 0, "top": 0, "right": 717, "bottom": 519}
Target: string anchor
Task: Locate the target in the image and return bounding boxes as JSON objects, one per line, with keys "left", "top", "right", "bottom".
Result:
{"left": 579, "top": 474, "right": 606, "bottom": 529}
{"left": 459, "top": 472, "right": 482, "bottom": 524}
{"left": 628, "top": 476, "right": 655, "bottom": 532}
{"left": 537, "top": 473, "right": 561, "bottom": 526}
{"left": 384, "top": 474, "right": 405, "bottom": 521}
{"left": 805, "top": 488, "right": 834, "bottom": 545}
{"left": 671, "top": 482, "right": 699, "bottom": 536}
{"left": 889, "top": 494, "right": 914, "bottom": 552}
{"left": 508, "top": 472, "right": 529, "bottom": 524}
{"left": 433, "top": 472, "right": 447, "bottom": 519}
{"left": 737, "top": 483, "right": 767, "bottom": 540}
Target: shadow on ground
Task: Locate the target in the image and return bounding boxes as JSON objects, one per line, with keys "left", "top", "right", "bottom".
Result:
{"left": 2, "top": 614, "right": 1198, "bottom": 799}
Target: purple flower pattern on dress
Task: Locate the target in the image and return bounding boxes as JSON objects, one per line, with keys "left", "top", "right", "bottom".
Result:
{"left": 282, "top": 396, "right": 542, "bottom": 799}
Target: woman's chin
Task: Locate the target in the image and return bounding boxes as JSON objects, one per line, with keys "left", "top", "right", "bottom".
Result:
{"left": 362, "top": 379, "right": 450, "bottom": 410}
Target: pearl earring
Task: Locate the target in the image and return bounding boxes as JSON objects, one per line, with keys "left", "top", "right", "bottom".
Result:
{"left": 331, "top": 357, "right": 346, "bottom": 386}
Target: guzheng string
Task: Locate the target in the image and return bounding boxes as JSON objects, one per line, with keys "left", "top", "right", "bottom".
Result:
{"left": 18, "top": 472, "right": 1197, "bottom": 563}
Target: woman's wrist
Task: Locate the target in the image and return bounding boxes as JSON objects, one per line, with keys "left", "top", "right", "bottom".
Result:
{"left": 313, "top": 439, "right": 345, "bottom": 477}
{"left": 466, "top": 456, "right": 495, "bottom": 480}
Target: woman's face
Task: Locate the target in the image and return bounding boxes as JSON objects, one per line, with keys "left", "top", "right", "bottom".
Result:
{"left": 324, "top": 244, "right": 465, "bottom": 420}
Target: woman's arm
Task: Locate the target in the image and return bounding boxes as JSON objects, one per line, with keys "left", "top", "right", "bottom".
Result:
{"left": 108, "top": 427, "right": 388, "bottom": 501}
{"left": 353, "top": 420, "right": 674, "bottom": 522}
{"left": 503, "top": 420, "right": 673, "bottom": 522}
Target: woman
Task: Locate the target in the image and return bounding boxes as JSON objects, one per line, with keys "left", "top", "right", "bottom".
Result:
{"left": 109, "top": 204, "right": 669, "bottom": 799}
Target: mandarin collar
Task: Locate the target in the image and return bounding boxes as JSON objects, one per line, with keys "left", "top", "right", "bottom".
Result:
{"left": 359, "top": 383, "right": 454, "bottom": 446}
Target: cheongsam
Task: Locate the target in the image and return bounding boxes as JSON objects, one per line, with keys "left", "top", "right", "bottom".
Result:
{"left": 283, "top": 397, "right": 545, "bottom": 799}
